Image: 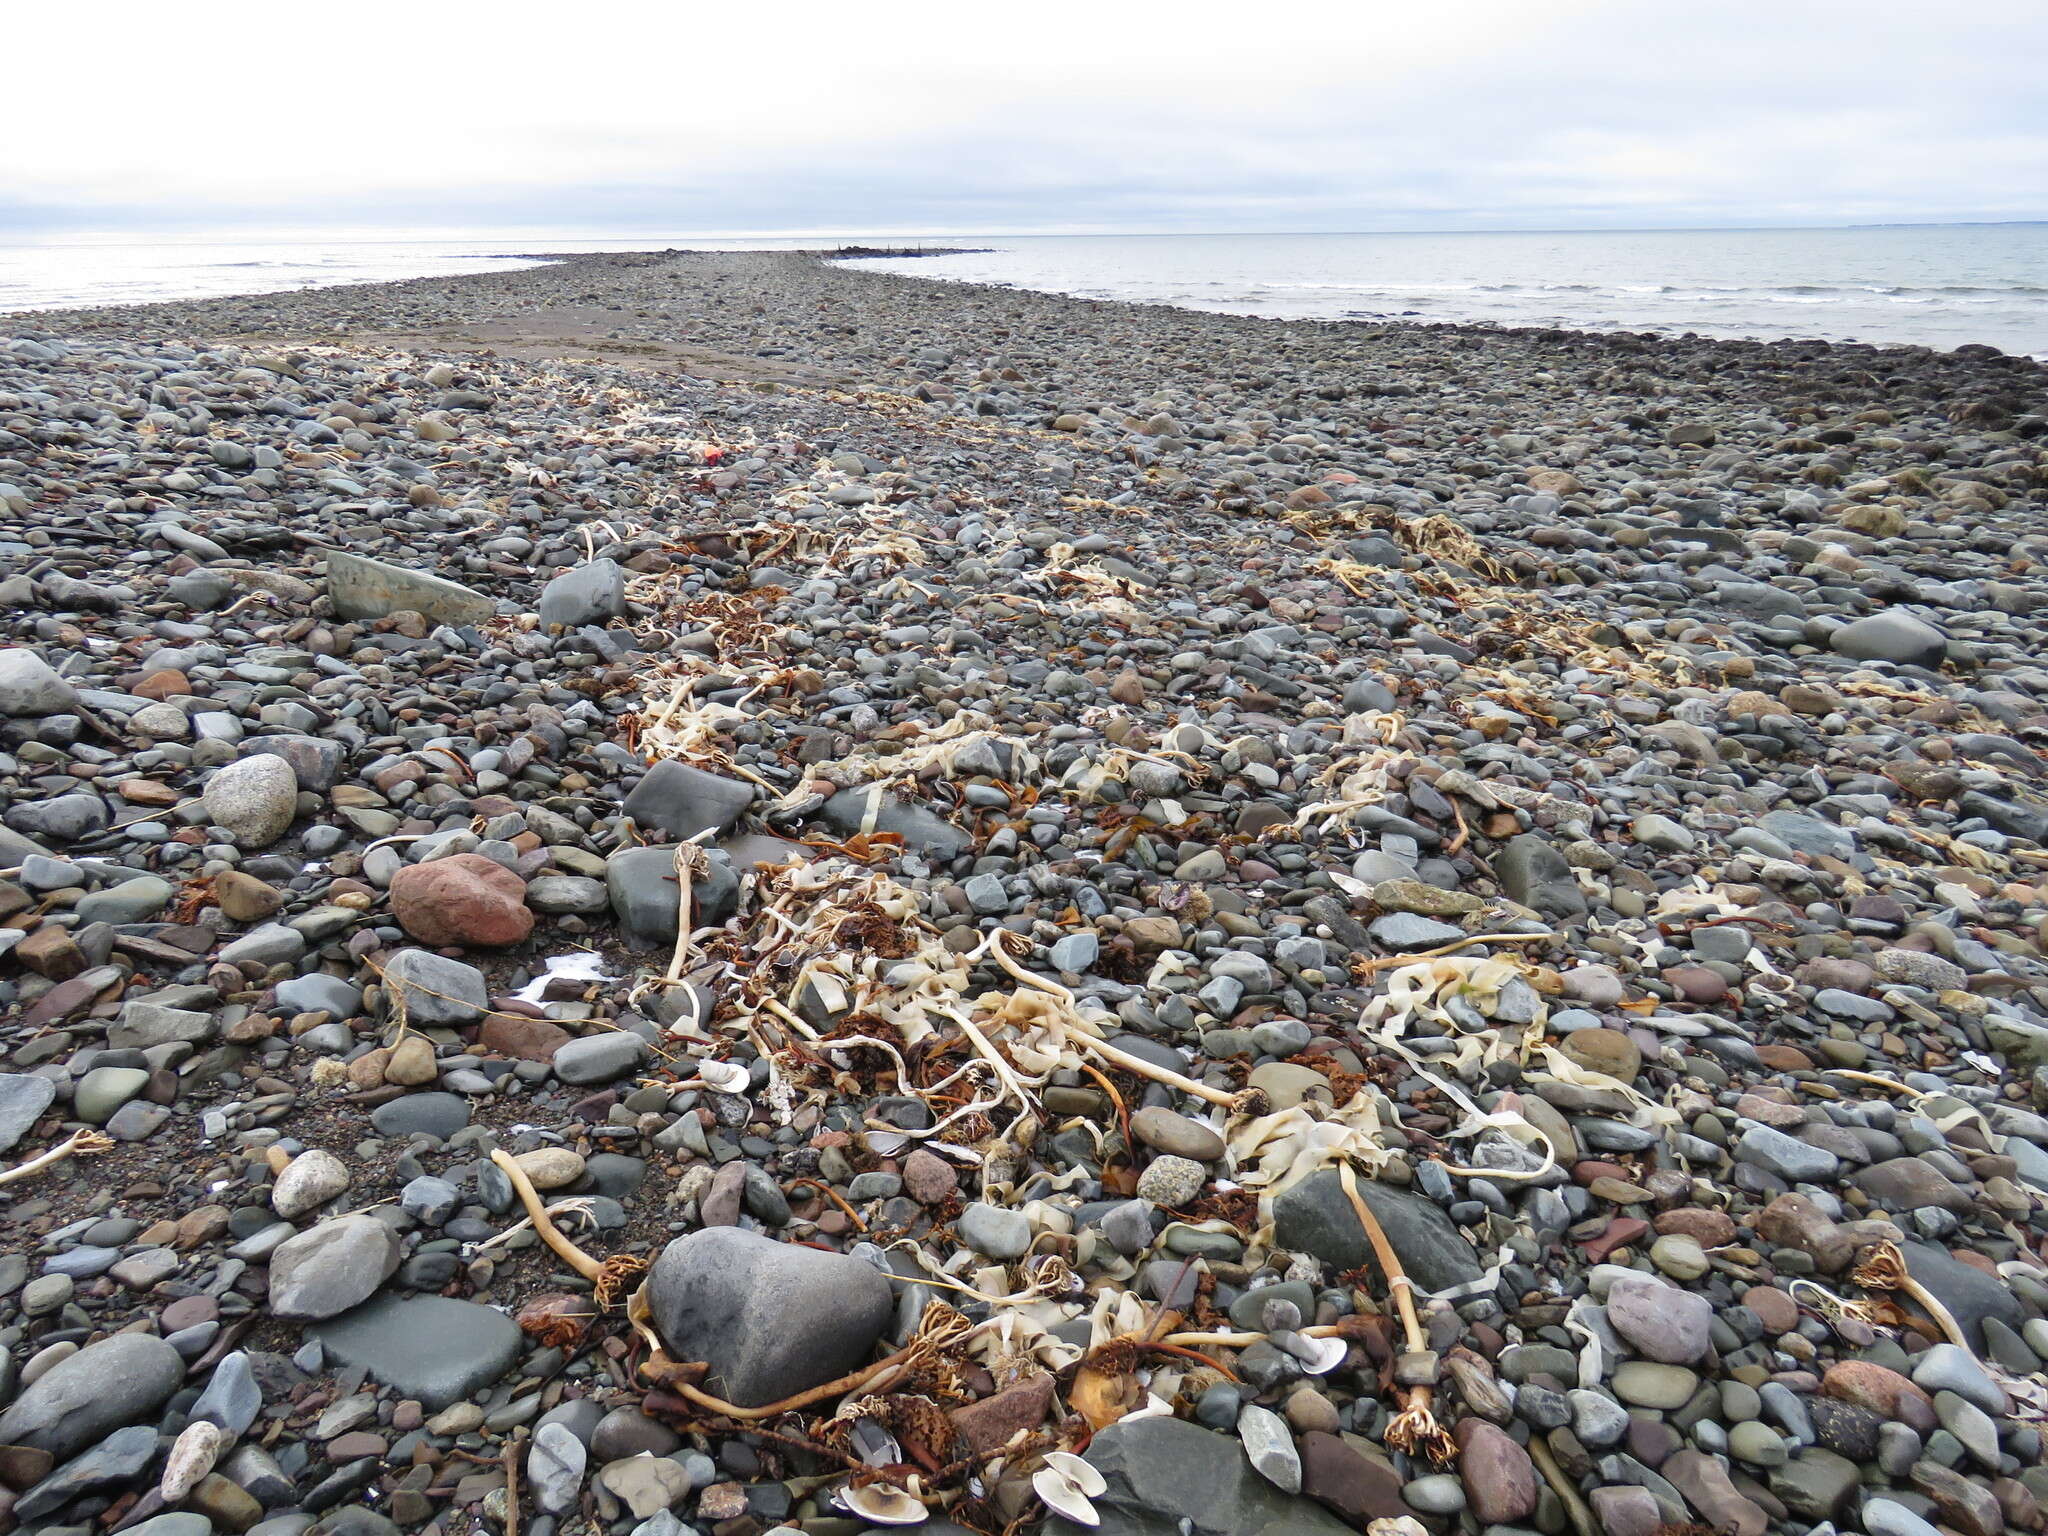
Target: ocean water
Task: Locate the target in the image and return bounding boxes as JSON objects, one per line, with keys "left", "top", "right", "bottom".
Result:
{"left": 851, "top": 227, "right": 2048, "bottom": 357}
{"left": 3, "top": 226, "right": 2042, "bottom": 356}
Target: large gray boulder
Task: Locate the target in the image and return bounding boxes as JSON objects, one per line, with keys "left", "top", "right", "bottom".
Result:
{"left": 606, "top": 845, "right": 739, "bottom": 951}
{"left": 621, "top": 761, "right": 756, "bottom": 841}
{"left": 267, "top": 1215, "right": 401, "bottom": 1319}
{"left": 0, "top": 649, "right": 79, "bottom": 716}
{"left": 1493, "top": 833, "right": 1585, "bottom": 918}
{"left": 1272, "top": 1170, "right": 1484, "bottom": 1293}
{"left": 818, "top": 786, "right": 971, "bottom": 860}
{"left": 380, "top": 949, "right": 489, "bottom": 1026}
{"left": 325, "top": 549, "right": 496, "bottom": 626}
{"left": 0, "top": 1332, "right": 184, "bottom": 1458}
{"left": 1831, "top": 610, "right": 1947, "bottom": 669}
{"left": 312, "top": 1295, "right": 524, "bottom": 1408}
{"left": 537, "top": 559, "right": 628, "bottom": 630}
{"left": 1046, "top": 1416, "right": 1352, "bottom": 1536}
{"left": 645, "top": 1227, "right": 892, "bottom": 1407}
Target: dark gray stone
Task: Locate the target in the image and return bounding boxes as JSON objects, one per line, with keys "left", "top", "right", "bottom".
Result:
{"left": 368, "top": 1092, "right": 471, "bottom": 1141}
{"left": 622, "top": 760, "right": 756, "bottom": 841}
{"left": 606, "top": 844, "right": 739, "bottom": 952}
{"left": 0, "top": 1332, "right": 184, "bottom": 1458}
{"left": 0, "top": 1072, "right": 55, "bottom": 1153}
{"left": 1494, "top": 833, "right": 1585, "bottom": 918}
{"left": 646, "top": 1227, "right": 892, "bottom": 1407}
{"left": 818, "top": 786, "right": 972, "bottom": 860}
{"left": 311, "top": 1294, "right": 523, "bottom": 1409}
{"left": 537, "top": 559, "right": 628, "bottom": 630}
{"left": 1272, "top": 1170, "right": 1483, "bottom": 1293}
{"left": 1046, "top": 1415, "right": 1352, "bottom": 1536}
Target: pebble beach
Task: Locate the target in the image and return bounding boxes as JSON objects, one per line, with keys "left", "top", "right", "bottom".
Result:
{"left": 0, "top": 248, "right": 2047, "bottom": 1536}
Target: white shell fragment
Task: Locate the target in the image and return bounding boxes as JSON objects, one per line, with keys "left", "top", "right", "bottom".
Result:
{"left": 694, "top": 1058, "right": 751, "bottom": 1094}
{"left": 838, "top": 1482, "right": 928, "bottom": 1525}
{"left": 1034, "top": 1450, "right": 1108, "bottom": 1525}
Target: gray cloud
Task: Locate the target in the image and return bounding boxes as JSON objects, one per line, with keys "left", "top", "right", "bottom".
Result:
{"left": 3, "top": 0, "right": 2042, "bottom": 235}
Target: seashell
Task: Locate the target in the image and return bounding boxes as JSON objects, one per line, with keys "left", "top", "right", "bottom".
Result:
{"left": 1298, "top": 1335, "right": 1351, "bottom": 1375}
{"left": 695, "top": 1058, "right": 751, "bottom": 1094}
{"left": 838, "top": 1482, "right": 928, "bottom": 1525}
{"left": 1033, "top": 1450, "right": 1107, "bottom": 1525}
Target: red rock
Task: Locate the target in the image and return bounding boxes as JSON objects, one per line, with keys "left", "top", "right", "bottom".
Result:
{"left": 1754, "top": 1044, "right": 1817, "bottom": 1071}
{"left": 389, "top": 855, "right": 533, "bottom": 947}
{"left": 1299, "top": 1432, "right": 1406, "bottom": 1524}
{"left": 1822, "top": 1360, "right": 1935, "bottom": 1425}
{"left": 1579, "top": 1217, "right": 1648, "bottom": 1263}
{"left": 1662, "top": 965, "right": 1728, "bottom": 1004}
{"left": 902, "top": 1148, "right": 958, "bottom": 1205}
{"left": 1741, "top": 1285, "right": 1800, "bottom": 1334}
{"left": 480, "top": 1014, "right": 571, "bottom": 1062}
{"left": 948, "top": 1373, "right": 1054, "bottom": 1455}
{"left": 1755, "top": 1192, "right": 1854, "bottom": 1272}
{"left": 1455, "top": 1419, "right": 1537, "bottom": 1525}
{"left": 131, "top": 669, "right": 192, "bottom": 700}
{"left": 1654, "top": 1208, "right": 1737, "bottom": 1246}
{"left": 16, "top": 925, "right": 85, "bottom": 981}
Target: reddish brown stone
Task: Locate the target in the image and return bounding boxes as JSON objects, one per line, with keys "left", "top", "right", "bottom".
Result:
{"left": 1300, "top": 1432, "right": 1406, "bottom": 1524}
{"left": 480, "top": 1014, "right": 572, "bottom": 1062}
{"left": 388, "top": 854, "right": 533, "bottom": 947}
{"left": 16, "top": 925, "right": 85, "bottom": 981}
{"left": 1653, "top": 1208, "right": 1737, "bottom": 1246}
{"left": 1741, "top": 1285, "right": 1799, "bottom": 1334}
{"left": 948, "top": 1373, "right": 1055, "bottom": 1455}
{"left": 1822, "top": 1361, "right": 1935, "bottom": 1427}
{"left": 1754, "top": 1044, "right": 1817, "bottom": 1071}
{"left": 1455, "top": 1419, "right": 1537, "bottom": 1525}
{"left": 1579, "top": 1217, "right": 1648, "bottom": 1263}
{"left": 902, "top": 1148, "right": 958, "bottom": 1205}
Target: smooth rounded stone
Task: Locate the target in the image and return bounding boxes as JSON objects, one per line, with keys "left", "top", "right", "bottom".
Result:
{"left": 1728, "top": 1420, "right": 1788, "bottom": 1468}
{"left": 1557, "top": 1027, "right": 1641, "bottom": 1081}
{"left": 552, "top": 1032, "right": 647, "bottom": 1084}
{"left": 123, "top": 1517, "right": 214, "bottom": 1536}
{"left": 1588, "top": 1485, "right": 1662, "bottom": 1536}
{"left": 400, "top": 1175, "right": 460, "bottom": 1225}
{"left": 1611, "top": 1362, "right": 1700, "bottom": 1410}
{"left": 526, "top": 875, "right": 609, "bottom": 915}
{"left": 1369, "top": 912, "right": 1465, "bottom": 948}
{"left": 1832, "top": 611, "right": 1948, "bottom": 667}
{"left": 1864, "top": 1499, "right": 1946, "bottom": 1536}
{"left": 312, "top": 1294, "right": 523, "bottom": 1409}
{"left": 514, "top": 1147, "right": 586, "bottom": 1190}
{"left": 621, "top": 760, "right": 757, "bottom": 841}
{"left": 1050, "top": 1415, "right": 1352, "bottom": 1536}
{"left": 74, "top": 876, "right": 175, "bottom": 925}
{"left": 0, "top": 1331, "right": 184, "bottom": 1457}
{"left": 1130, "top": 1106, "right": 1226, "bottom": 1160}
{"left": 1403, "top": 1473, "right": 1466, "bottom": 1513}
{"left": 0, "top": 1072, "right": 56, "bottom": 1153}
{"left": 1648, "top": 1234, "right": 1709, "bottom": 1280}
{"left": 275, "top": 974, "right": 363, "bottom": 1018}
{"left": 537, "top": 558, "right": 627, "bottom": 629}
{"left": 379, "top": 950, "right": 489, "bottom": 1025}
{"left": 1569, "top": 1388, "right": 1630, "bottom": 1447}
{"left": 591, "top": 1408, "right": 681, "bottom": 1461}
{"left": 1272, "top": 1170, "right": 1483, "bottom": 1292}
{"left": 390, "top": 853, "right": 533, "bottom": 947}
{"left": 1733, "top": 1123, "right": 1840, "bottom": 1181}
{"left": 1135, "top": 1155, "right": 1206, "bottom": 1207}
{"left": 1910, "top": 1342, "right": 2007, "bottom": 1414}
{"left": 1605, "top": 1274, "right": 1713, "bottom": 1364}
{"left": 1049, "top": 931, "right": 1099, "bottom": 972}
{"left": 597, "top": 1454, "right": 692, "bottom": 1520}
{"left": 606, "top": 843, "right": 739, "bottom": 952}
{"left": 191, "top": 1350, "right": 262, "bottom": 1436}
{"left": 202, "top": 752, "right": 297, "bottom": 847}
{"left": 272, "top": 1148, "right": 351, "bottom": 1218}
{"left": 527, "top": 1421, "right": 587, "bottom": 1514}
{"left": 74, "top": 1065, "right": 149, "bottom": 1123}
{"left": 958, "top": 1201, "right": 1032, "bottom": 1259}
{"left": 1453, "top": 1418, "right": 1536, "bottom": 1525}
{"left": 266, "top": 1214, "right": 401, "bottom": 1319}
{"left": 368, "top": 1091, "right": 471, "bottom": 1140}
{"left": 0, "top": 649, "right": 80, "bottom": 716}
{"left": 644, "top": 1227, "right": 891, "bottom": 1408}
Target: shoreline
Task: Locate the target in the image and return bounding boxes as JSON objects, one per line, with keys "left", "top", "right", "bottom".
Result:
{"left": 2, "top": 247, "right": 2048, "bottom": 1534}
{"left": 11, "top": 242, "right": 2044, "bottom": 363}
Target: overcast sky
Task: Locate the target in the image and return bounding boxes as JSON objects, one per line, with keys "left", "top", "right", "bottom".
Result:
{"left": 7, "top": 0, "right": 2045, "bottom": 236}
